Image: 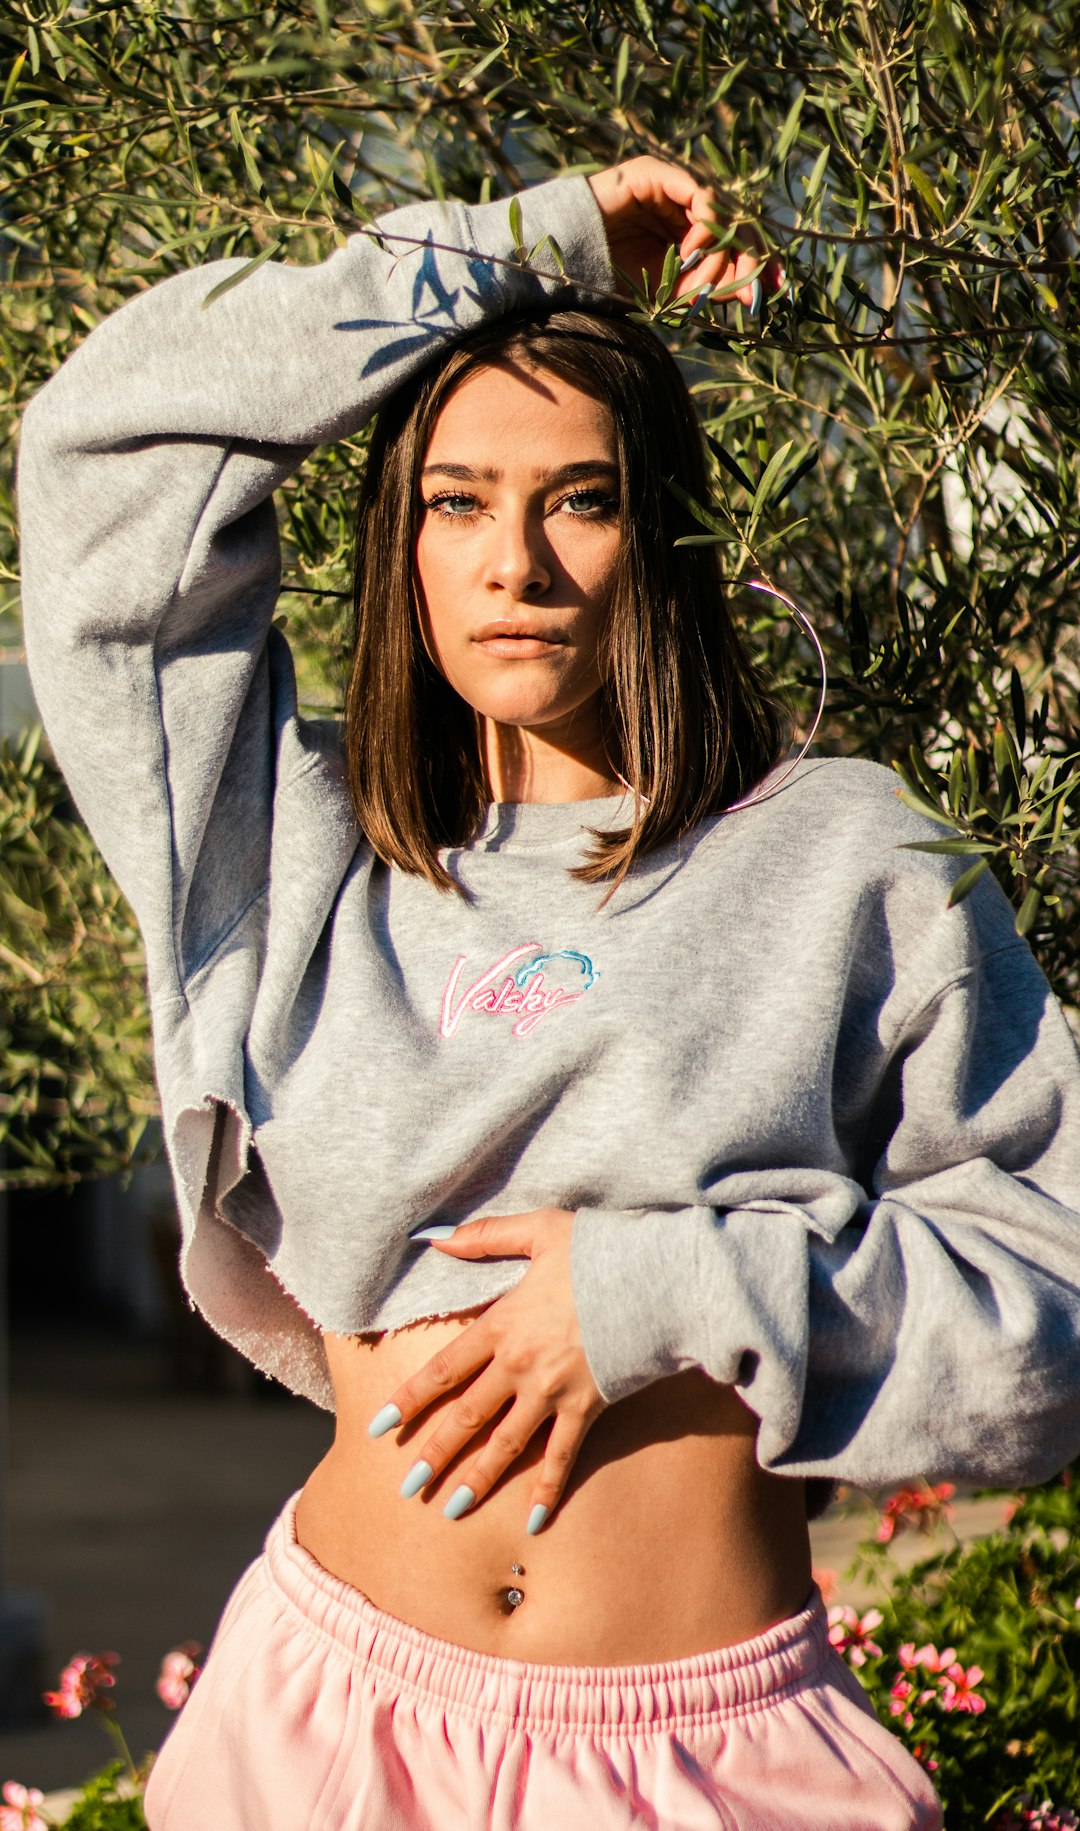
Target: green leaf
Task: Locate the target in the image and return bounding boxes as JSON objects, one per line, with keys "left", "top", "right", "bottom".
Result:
{"left": 895, "top": 790, "right": 962, "bottom": 830}
{"left": 529, "top": 233, "right": 566, "bottom": 276}
{"left": 898, "top": 840, "right": 998, "bottom": 856}
{"left": 803, "top": 144, "right": 830, "bottom": 208}
{"left": 746, "top": 440, "right": 794, "bottom": 539}
{"left": 1015, "top": 885, "right": 1042, "bottom": 936}
{"left": 664, "top": 476, "right": 725, "bottom": 532}
{"left": 614, "top": 36, "right": 631, "bottom": 105}
{"left": 301, "top": 138, "right": 347, "bottom": 218}
{"left": 776, "top": 88, "right": 806, "bottom": 164}
{"left": 2, "top": 49, "right": 26, "bottom": 108}
{"left": 905, "top": 747, "right": 945, "bottom": 802}
{"left": 460, "top": 39, "right": 507, "bottom": 85}
{"left": 228, "top": 108, "right": 273, "bottom": 209}
{"left": 201, "top": 239, "right": 287, "bottom": 310}
{"left": 993, "top": 720, "right": 1022, "bottom": 795}
{"left": 508, "top": 195, "right": 525, "bottom": 254}
{"left": 903, "top": 158, "right": 946, "bottom": 226}
{"left": 656, "top": 240, "right": 681, "bottom": 307}
{"left": 770, "top": 444, "right": 819, "bottom": 507}
{"left": 1009, "top": 667, "right": 1026, "bottom": 751}
{"left": 631, "top": 0, "right": 657, "bottom": 45}
{"left": 705, "top": 435, "right": 755, "bottom": 495}
{"left": 709, "top": 59, "right": 747, "bottom": 103}
{"left": 701, "top": 134, "right": 728, "bottom": 177}
{"left": 947, "top": 857, "right": 991, "bottom": 907}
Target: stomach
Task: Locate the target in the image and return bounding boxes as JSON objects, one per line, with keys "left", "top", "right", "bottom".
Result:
{"left": 294, "top": 1316, "right": 813, "bottom": 1665}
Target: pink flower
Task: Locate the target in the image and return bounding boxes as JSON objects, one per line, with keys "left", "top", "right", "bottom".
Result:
{"left": 898, "top": 1642, "right": 957, "bottom": 1674}
{"left": 993, "top": 1799, "right": 1080, "bottom": 1829}
{"left": 156, "top": 1642, "right": 203, "bottom": 1711}
{"left": 940, "top": 1662, "right": 986, "bottom": 1714}
{"left": 0, "top": 1782, "right": 48, "bottom": 1831}
{"left": 43, "top": 1651, "right": 118, "bottom": 1719}
{"left": 876, "top": 1483, "right": 956, "bottom": 1544}
{"left": 827, "top": 1605, "right": 883, "bottom": 1666}
{"left": 888, "top": 1677, "right": 915, "bottom": 1727}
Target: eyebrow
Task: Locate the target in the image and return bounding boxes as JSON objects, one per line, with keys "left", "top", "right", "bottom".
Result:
{"left": 420, "top": 459, "right": 620, "bottom": 484}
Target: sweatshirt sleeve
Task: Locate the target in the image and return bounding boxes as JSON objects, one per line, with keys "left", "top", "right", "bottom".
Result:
{"left": 571, "top": 913, "right": 1080, "bottom": 1489}
{"left": 17, "top": 178, "right": 613, "bottom": 998}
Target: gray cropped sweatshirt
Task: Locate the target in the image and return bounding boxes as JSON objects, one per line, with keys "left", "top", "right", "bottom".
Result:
{"left": 17, "top": 176, "right": 1080, "bottom": 1488}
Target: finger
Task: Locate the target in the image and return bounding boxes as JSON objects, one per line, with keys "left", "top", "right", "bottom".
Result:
{"left": 400, "top": 1366, "right": 523, "bottom": 1499}
{"left": 679, "top": 186, "right": 726, "bottom": 257}
{"left": 677, "top": 209, "right": 773, "bottom": 304}
{"left": 426, "top": 1213, "right": 539, "bottom": 1260}
{"left": 523, "top": 1407, "right": 597, "bottom": 1534}
{"left": 622, "top": 155, "right": 701, "bottom": 226}
{"left": 382, "top": 1316, "right": 495, "bottom": 1429}
{"left": 677, "top": 246, "right": 764, "bottom": 306}
{"left": 439, "top": 1397, "right": 552, "bottom": 1519}
{"left": 591, "top": 158, "right": 708, "bottom": 248}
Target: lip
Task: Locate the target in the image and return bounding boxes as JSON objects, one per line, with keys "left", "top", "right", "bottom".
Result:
{"left": 472, "top": 621, "right": 567, "bottom": 657}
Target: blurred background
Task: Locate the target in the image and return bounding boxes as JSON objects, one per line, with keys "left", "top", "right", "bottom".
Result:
{"left": 0, "top": 1157, "right": 332, "bottom": 1790}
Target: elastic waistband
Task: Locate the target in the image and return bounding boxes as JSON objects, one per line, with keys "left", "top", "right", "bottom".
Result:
{"left": 263, "top": 1495, "right": 828, "bottom": 1735}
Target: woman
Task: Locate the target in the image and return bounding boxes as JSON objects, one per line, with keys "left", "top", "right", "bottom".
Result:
{"left": 18, "top": 157, "right": 1080, "bottom": 1830}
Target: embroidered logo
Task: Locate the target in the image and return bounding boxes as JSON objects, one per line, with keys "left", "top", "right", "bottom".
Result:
{"left": 439, "top": 943, "right": 600, "bottom": 1040}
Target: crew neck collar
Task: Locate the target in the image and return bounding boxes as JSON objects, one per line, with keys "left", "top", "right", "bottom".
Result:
{"left": 473, "top": 791, "right": 635, "bottom": 851}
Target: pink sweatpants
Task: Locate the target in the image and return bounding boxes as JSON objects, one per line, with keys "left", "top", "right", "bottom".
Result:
{"left": 145, "top": 1495, "right": 943, "bottom": 1830}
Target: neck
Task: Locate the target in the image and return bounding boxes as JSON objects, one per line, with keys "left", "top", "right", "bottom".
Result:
{"left": 482, "top": 718, "right": 622, "bottom": 805}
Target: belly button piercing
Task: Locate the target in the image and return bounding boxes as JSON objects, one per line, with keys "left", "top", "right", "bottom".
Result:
{"left": 506, "top": 1562, "right": 525, "bottom": 1609}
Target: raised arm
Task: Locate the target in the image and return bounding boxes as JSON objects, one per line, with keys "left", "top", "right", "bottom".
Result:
{"left": 16, "top": 177, "right": 615, "bottom": 997}
{"left": 18, "top": 154, "right": 763, "bottom": 1000}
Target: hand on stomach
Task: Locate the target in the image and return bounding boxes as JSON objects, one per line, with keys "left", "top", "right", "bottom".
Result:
{"left": 295, "top": 1210, "right": 812, "bottom": 1663}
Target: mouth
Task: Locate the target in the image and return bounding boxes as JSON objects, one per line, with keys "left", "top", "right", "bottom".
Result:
{"left": 472, "top": 620, "right": 567, "bottom": 658}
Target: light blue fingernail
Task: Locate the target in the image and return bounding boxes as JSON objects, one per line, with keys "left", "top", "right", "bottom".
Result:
{"left": 443, "top": 1485, "right": 475, "bottom": 1521}
{"left": 400, "top": 1460, "right": 433, "bottom": 1499}
{"left": 368, "top": 1403, "right": 402, "bottom": 1439}
{"left": 411, "top": 1223, "right": 460, "bottom": 1243}
{"left": 749, "top": 278, "right": 762, "bottom": 317}
{"left": 526, "top": 1504, "right": 549, "bottom": 1537}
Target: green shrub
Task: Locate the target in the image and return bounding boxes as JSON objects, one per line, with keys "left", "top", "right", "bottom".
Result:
{"left": 831, "top": 1471, "right": 1080, "bottom": 1827}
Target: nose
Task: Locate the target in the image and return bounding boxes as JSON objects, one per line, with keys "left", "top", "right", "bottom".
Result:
{"left": 484, "top": 509, "right": 551, "bottom": 598}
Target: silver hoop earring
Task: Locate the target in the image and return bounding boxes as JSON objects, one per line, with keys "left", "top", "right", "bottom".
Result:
{"left": 724, "top": 579, "right": 828, "bottom": 814}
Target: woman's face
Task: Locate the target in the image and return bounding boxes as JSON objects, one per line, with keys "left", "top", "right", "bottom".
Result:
{"left": 413, "top": 360, "right": 621, "bottom": 754}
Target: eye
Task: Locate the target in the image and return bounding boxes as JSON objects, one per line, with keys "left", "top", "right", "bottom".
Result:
{"left": 423, "top": 492, "right": 479, "bottom": 520}
{"left": 554, "top": 488, "right": 620, "bottom": 518}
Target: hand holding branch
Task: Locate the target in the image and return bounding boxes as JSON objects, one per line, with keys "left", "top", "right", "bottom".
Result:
{"left": 588, "top": 154, "right": 778, "bottom": 305}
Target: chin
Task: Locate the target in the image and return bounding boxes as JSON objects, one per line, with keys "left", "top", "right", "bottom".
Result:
{"left": 478, "top": 699, "right": 587, "bottom": 734}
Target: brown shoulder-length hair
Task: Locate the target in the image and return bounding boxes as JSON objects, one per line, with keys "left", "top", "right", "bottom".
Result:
{"left": 345, "top": 308, "right": 786, "bottom": 893}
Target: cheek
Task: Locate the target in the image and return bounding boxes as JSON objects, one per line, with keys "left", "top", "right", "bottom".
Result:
{"left": 548, "top": 524, "right": 621, "bottom": 604}
{"left": 413, "top": 533, "right": 459, "bottom": 666}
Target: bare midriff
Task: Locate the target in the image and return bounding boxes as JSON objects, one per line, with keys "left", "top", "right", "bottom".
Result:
{"left": 294, "top": 1317, "right": 813, "bottom": 1665}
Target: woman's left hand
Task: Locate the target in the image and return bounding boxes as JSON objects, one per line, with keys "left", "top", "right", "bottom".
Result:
{"left": 373, "top": 1209, "right": 605, "bottom": 1531}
